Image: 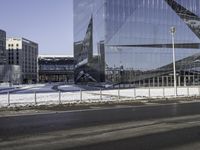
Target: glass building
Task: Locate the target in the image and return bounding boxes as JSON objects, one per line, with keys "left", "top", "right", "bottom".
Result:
{"left": 74, "top": 0, "right": 200, "bottom": 87}
{"left": 38, "top": 56, "right": 74, "bottom": 83}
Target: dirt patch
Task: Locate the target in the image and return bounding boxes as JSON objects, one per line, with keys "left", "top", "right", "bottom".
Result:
{"left": 0, "top": 100, "right": 145, "bottom": 112}
{"left": 0, "top": 96, "right": 200, "bottom": 116}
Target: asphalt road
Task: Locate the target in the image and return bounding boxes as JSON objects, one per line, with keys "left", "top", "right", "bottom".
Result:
{"left": 1, "top": 102, "right": 200, "bottom": 139}
{"left": 69, "top": 125, "right": 200, "bottom": 150}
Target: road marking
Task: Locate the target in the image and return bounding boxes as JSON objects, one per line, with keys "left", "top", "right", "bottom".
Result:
{"left": 1, "top": 115, "right": 200, "bottom": 150}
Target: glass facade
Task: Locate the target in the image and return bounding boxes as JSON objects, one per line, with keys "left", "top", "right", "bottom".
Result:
{"left": 38, "top": 57, "right": 74, "bottom": 83}
{"left": 74, "top": 0, "right": 200, "bottom": 87}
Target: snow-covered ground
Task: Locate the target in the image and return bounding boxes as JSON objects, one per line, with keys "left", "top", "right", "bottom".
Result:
{"left": 15, "top": 84, "right": 56, "bottom": 94}
{"left": 0, "top": 91, "right": 111, "bottom": 107}
{"left": 58, "top": 85, "right": 83, "bottom": 91}
{"left": 0, "top": 85, "right": 200, "bottom": 108}
{"left": 0, "top": 87, "right": 15, "bottom": 92}
{"left": 0, "top": 84, "right": 55, "bottom": 94}
{"left": 0, "top": 84, "right": 86, "bottom": 94}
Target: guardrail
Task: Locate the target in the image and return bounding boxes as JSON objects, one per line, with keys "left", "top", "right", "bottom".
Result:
{"left": 0, "top": 86, "right": 200, "bottom": 108}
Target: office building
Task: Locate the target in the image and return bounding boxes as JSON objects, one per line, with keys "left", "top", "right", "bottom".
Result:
{"left": 6, "top": 38, "right": 38, "bottom": 83}
{"left": 0, "top": 30, "right": 6, "bottom": 65}
{"left": 74, "top": 0, "right": 200, "bottom": 87}
{"left": 38, "top": 55, "right": 74, "bottom": 83}
{"left": 0, "top": 31, "right": 22, "bottom": 84}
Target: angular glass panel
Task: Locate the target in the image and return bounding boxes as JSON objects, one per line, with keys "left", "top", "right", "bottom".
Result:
{"left": 74, "top": 0, "right": 200, "bottom": 86}
{"left": 166, "top": 0, "right": 200, "bottom": 40}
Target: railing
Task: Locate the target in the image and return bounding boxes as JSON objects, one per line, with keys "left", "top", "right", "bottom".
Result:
{"left": 0, "top": 86, "right": 200, "bottom": 108}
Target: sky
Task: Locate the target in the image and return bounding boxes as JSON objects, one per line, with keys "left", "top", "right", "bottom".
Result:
{"left": 0, "top": 0, "right": 73, "bottom": 55}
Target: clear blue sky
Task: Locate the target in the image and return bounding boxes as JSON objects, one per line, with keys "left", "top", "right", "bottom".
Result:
{"left": 0, "top": 0, "right": 73, "bottom": 55}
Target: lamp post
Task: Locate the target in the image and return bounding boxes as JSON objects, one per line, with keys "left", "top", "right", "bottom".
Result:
{"left": 170, "top": 26, "right": 177, "bottom": 97}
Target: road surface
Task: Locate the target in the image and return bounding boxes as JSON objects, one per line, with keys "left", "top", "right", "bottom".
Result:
{"left": 1, "top": 101, "right": 200, "bottom": 149}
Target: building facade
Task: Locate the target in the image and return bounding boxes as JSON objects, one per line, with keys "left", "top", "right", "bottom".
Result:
{"left": 74, "top": 0, "right": 200, "bottom": 87}
{"left": 0, "top": 31, "right": 22, "bottom": 84}
{"left": 0, "top": 30, "right": 6, "bottom": 65}
{"left": 38, "top": 55, "right": 74, "bottom": 83}
{"left": 0, "top": 65, "right": 21, "bottom": 84}
{"left": 6, "top": 38, "right": 38, "bottom": 83}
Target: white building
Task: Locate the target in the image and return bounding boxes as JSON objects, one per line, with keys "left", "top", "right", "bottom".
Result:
{"left": 6, "top": 38, "right": 38, "bottom": 83}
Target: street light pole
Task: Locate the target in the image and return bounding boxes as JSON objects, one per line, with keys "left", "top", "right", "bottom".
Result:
{"left": 170, "top": 27, "right": 177, "bottom": 97}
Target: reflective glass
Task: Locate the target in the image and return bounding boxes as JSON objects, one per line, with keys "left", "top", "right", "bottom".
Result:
{"left": 74, "top": 0, "right": 200, "bottom": 86}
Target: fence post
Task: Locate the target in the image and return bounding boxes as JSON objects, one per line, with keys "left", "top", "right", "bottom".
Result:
{"left": 148, "top": 87, "right": 151, "bottom": 98}
{"left": 187, "top": 87, "right": 190, "bottom": 97}
{"left": 59, "top": 91, "right": 62, "bottom": 104}
{"left": 80, "top": 90, "right": 82, "bottom": 102}
{"left": 7, "top": 92, "right": 10, "bottom": 106}
{"left": 163, "top": 87, "right": 165, "bottom": 98}
{"left": 134, "top": 88, "right": 136, "bottom": 100}
{"left": 34, "top": 92, "right": 37, "bottom": 105}
{"left": 100, "top": 89, "right": 102, "bottom": 101}
{"left": 118, "top": 88, "right": 120, "bottom": 100}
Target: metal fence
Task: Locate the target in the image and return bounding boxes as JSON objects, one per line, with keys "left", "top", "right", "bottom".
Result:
{"left": 0, "top": 86, "right": 200, "bottom": 108}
